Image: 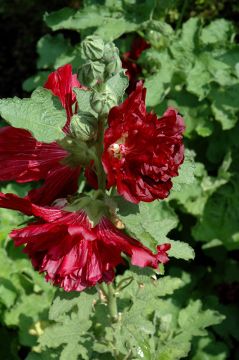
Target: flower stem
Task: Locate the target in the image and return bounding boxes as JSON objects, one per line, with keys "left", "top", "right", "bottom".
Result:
{"left": 107, "top": 283, "right": 118, "bottom": 322}
{"left": 95, "top": 115, "right": 106, "bottom": 190}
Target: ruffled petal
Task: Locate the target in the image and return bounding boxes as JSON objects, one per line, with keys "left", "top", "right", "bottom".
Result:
{"left": 10, "top": 215, "right": 123, "bottom": 291}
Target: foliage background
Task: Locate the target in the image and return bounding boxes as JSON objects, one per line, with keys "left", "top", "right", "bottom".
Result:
{"left": 0, "top": 0, "right": 239, "bottom": 359}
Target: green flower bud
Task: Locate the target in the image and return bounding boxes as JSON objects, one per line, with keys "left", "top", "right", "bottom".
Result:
{"left": 105, "top": 57, "right": 122, "bottom": 77}
{"left": 70, "top": 113, "right": 97, "bottom": 142}
{"left": 82, "top": 35, "right": 105, "bottom": 61}
{"left": 79, "top": 61, "right": 105, "bottom": 87}
{"left": 90, "top": 88, "right": 117, "bottom": 115}
{"left": 103, "top": 42, "right": 119, "bottom": 63}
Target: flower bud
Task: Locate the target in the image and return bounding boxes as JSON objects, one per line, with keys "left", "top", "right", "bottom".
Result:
{"left": 103, "top": 42, "right": 119, "bottom": 63}
{"left": 81, "top": 35, "right": 105, "bottom": 61}
{"left": 105, "top": 57, "right": 122, "bottom": 77}
{"left": 79, "top": 61, "right": 105, "bottom": 87}
{"left": 90, "top": 88, "right": 117, "bottom": 115}
{"left": 70, "top": 113, "right": 97, "bottom": 142}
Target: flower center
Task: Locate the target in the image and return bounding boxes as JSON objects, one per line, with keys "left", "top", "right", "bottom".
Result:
{"left": 108, "top": 134, "right": 128, "bottom": 160}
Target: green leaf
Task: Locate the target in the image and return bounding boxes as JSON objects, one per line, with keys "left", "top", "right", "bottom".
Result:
{"left": 106, "top": 70, "right": 129, "bottom": 103}
{"left": 37, "top": 291, "right": 96, "bottom": 359}
{"left": 60, "top": 342, "right": 88, "bottom": 360}
{"left": 156, "top": 333, "right": 192, "bottom": 360}
{"left": 166, "top": 89, "right": 213, "bottom": 138}
{"left": 95, "top": 18, "right": 138, "bottom": 41}
{"left": 37, "top": 34, "right": 72, "bottom": 70}
{"left": 170, "top": 17, "right": 201, "bottom": 72}
{"left": 117, "top": 198, "right": 194, "bottom": 260}
{"left": 39, "top": 316, "right": 91, "bottom": 348}
{"left": 167, "top": 240, "right": 195, "bottom": 261}
{"left": 209, "top": 84, "right": 239, "bottom": 130}
{"left": 44, "top": 6, "right": 107, "bottom": 32}
{"left": 193, "top": 177, "right": 239, "bottom": 250}
{"left": 145, "top": 52, "right": 173, "bottom": 107}
{"left": 172, "top": 149, "right": 196, "bottom": 191}
{"left": 186, "top": 58, "right": 212, "bottom": 100}
{"left": 73, "top": 88, "right": 94, "bottom": 114}
{"left": 178, "top": 300, "right": 225, "bottom": 336}
{"left": 218, "top": 47, "right": 239, "bottom": 70}
{"left": 169, "top": 158, "right": 230, "bottom": 217}
{"left": 200, "top": 19, "right": 235, "bottom": 46}
{"left": 0, "top": 283, "right": 16, "bottom": 308}
{"left": 0, "top": 88, "right": 66, "bottom": 142}
{"left": 186, "top": 54, "right": 232, "bottom": 100}
{"left": 44, "top": 8, "right": 77, "bottom": 31}
{"left": 117, "top": 199, "right": 178, "bottom": 251}
{"left": 49, "top": 291, "right": 96, "bottom": 322}
{"left": 23, "top": 71, "right": 50, "bottom": 92}
{"left": 117, "top": 269, "right": 184, "bottom": 300}
{"left": 191, "top": 336, "right": 229, "bottom": 360}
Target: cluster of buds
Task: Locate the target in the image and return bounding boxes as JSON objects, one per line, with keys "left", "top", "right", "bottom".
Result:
{"left": 80, "top": 35, "right": 121, "bottom": 86}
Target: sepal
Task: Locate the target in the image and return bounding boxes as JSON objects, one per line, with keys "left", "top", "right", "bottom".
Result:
{"left": 65, "top": 192, "right": 110, "bottom": 226}
{"left": 90, "top": 88, "right": 117, "bottom": 115}
{"left": 58, "top": 136, "right": 93, "bottom": 167}
{"left": 70, "top": 112, "right": 97, "bottom": 141}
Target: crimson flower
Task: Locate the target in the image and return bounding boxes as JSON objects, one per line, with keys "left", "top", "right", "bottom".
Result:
{"left": 0, "top": 64, "right": 83, "bottom": 205}
{"left": 122, "top": 36, "right": 150, "bottom": 93}
{"left": 102, "top": 82, "right": 185, "bottom": 204}
{"left": 0, "top": 192, "right": 170, "bottom": 292}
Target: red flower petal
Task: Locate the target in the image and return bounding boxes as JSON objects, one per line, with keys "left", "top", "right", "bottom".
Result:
{"left": 0, "top": 126, "right": 67, "bottom": 182}
{"left": 44, "top": 64, "right": 80, "bottom": 121}
{"left": 0, "top": 192, "right": 64, "bottom": 221}
{"left": 27, "top": 165, "right": 81, "bottom": 206}
{"left": 98, "top": 217, "right": 170, "bottom": 268}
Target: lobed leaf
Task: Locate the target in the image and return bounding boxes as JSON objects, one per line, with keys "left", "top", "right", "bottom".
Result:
{"left": 0, "top": 88, "right": 66, "bottom": 143}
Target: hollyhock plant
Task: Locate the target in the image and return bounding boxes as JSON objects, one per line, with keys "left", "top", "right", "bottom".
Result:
{"left": 0, "top": 35, "right": 188, "bottom": 330}
{"left": 0, "top": 192, "right": 170, "bottom": 292}
{"left": 102, "top": 82, "right": 185, "bottom": 204}
{"left": 0, "top": 64, "right": 83, "bottom": 206}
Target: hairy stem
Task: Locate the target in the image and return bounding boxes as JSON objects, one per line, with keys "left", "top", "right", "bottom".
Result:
{"left": 107, "top": 283, "right": 118, "bottom": 322}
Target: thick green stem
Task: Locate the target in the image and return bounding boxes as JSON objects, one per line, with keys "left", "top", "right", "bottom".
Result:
{"left": 95, "top": 115, "right": 106, "bottom": 190}
{"left": 107, "top": 283, "right": 118, "bottom": 322}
